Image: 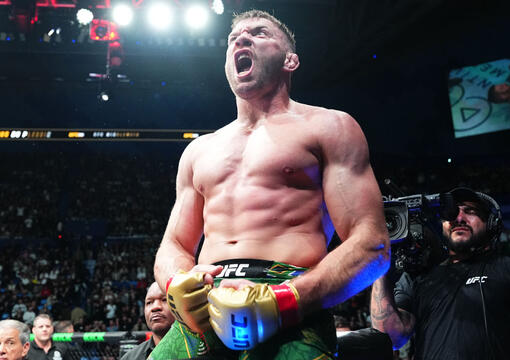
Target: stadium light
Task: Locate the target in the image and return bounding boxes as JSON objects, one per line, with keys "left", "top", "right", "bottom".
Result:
{"left": 99, "top": 91, "right": 110, "bottom": 102}
{"left": 89, "top": 19, "right": 120, "bottom": 41}
{"left": 185, "top": 4, "right": 209, "bottom": 30}
{"left": 76, "top": 8, "right": 94, "bottom": 25}
{"left": 211, "top": 0, "right": 224, "bottom": 15}
{"left": 147, "top": 3, "right": 173, "bottom": 30}
{"left": 112, "top": 4, "right": 134, "bottom": 26}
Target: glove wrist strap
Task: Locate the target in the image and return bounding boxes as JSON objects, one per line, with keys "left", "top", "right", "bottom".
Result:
{"left": 270, "top": 283, "right": 300, "bottom": 328}
{"left": 165, "top": 277, "right": 173, "bottom": 293}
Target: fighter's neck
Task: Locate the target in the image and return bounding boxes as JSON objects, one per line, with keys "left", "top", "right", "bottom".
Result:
{"left": 236, "top": 92, "right": 294, "bottom": 125}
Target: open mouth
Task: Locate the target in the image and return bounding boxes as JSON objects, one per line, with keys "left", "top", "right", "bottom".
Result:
{"left": 235, "top": 52, "right": 253, "bottom": 76}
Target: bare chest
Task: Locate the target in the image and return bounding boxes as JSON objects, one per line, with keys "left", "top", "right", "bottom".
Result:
{"left": 193, "top": 126, "right": 321, "bottom": 195}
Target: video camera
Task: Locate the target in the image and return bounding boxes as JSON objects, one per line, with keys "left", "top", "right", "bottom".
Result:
{"left": 383, "top": 192, "right": 456, "bottom": 274}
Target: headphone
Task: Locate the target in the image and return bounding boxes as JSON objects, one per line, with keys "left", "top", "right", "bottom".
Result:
{"left": 474, "top": 192, "right": 501, "bottom": 360}
{"left": 475, "top": 191, "right": 503, "bottom": 243}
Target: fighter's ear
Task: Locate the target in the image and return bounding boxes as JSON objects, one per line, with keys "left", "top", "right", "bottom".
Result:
{"left": 283, "top": 52, "right": 300, "bottom": 73}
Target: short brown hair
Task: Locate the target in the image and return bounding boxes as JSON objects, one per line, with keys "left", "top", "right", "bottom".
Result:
{"left": 33, "top": 314, "right": 53, "bottom": 326}
{"left": 232, "top": 10, "right": 296, "bottom": 52}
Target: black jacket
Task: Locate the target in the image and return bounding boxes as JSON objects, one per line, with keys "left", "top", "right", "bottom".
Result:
{"left": 395, "top": 252, "right": 510, "bottom": 360}
{"left": 120, "top": 337, "right": 155, "bottom": 360}
{"left": 26, "top": 340, "right": 71, "bottom": 360}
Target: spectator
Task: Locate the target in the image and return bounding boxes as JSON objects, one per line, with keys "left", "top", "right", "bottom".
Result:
{"left": 11, "top": 299, "right": 26, "bottom": 319}
{"left": 53, "top": 321, "right": 73, "bottom": 334}
{"left": 120, "top": 282, "right": 174, "bottom": 360}
{"left": 22, "top": 303, "right": 36, "bottom": 326}
{"left": 70, "top": 306, "right": 86, "bottom": 327}
{"left": 27, "top": 314, "right": 70, "bottom": 360}
{"left": 104, "top": 299, "right": 117, "bottom": 320}
{"left": 0, "top": 319, "right": 31, "bottom": 360}
{"left": 106, "top": 319, "right": 119, "bottom": 332}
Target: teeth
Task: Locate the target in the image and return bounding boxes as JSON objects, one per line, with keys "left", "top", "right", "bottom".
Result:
{"left": 235, "top": 53, "right": 252, "bottom": 74}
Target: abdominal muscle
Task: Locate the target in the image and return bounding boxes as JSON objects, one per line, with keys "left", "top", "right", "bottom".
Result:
{"left": 197, "top": 183, "right": 330, "bottom": 268}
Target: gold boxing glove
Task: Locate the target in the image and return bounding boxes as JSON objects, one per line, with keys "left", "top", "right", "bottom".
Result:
{"left": 166, "top": 270, "right": 213, "bottom": 333}
{"left": 208, "top": 283, "right": 300, "bottom": 350}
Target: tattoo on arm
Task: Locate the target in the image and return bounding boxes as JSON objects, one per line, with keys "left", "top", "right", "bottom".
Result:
{"left": 370, "top": 279, "right": 394, "bottom": 329}
{"left": 370, "top": 279, "right": 414, "bottom": 335}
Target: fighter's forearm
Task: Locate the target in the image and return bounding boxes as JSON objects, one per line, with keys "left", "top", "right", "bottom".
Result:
{"left": 154, "top": 238, "right": 195, "bottom": 292}
{"left": 370, "top": 276, "right": 414, "bottom": 349}
{"left": 291, "top": 230, "right": 390, "bottom": 314}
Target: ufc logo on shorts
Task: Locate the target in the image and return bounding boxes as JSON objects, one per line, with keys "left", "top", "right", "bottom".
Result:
{"left": 218, "top": 263, "right": 249, "bottom": 278}
{"left": 466, "top": 276, "right": 488, "bottom": 285}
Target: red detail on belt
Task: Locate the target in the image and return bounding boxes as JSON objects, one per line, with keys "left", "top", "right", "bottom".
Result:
{"left": 270, "top": 284, "right": 299, "bottom": 328}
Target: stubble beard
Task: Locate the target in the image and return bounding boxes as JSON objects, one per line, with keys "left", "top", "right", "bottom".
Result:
{"left": 226, "top": 53, "right": 286, "bottom": 99}
{"left": 445, "top": 228, "right": 489, "bottom": 254}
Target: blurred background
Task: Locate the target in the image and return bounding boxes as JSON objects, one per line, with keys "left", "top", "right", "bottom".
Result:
{"left": 1, "top": 0, "right": 509, "bottom": 358}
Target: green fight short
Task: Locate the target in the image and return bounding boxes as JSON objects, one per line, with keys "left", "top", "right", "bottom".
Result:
{"left": 148, "top": 259, "right": 336, "bottom": 360}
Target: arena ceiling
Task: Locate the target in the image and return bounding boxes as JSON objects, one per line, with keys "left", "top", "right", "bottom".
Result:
{"left": 0, "top": 0, "right": 509, "bottom": 159}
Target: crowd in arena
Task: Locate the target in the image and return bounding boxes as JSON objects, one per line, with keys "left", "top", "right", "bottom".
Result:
{"left": 0, "top": 151, "right": 508, "bottom": 359}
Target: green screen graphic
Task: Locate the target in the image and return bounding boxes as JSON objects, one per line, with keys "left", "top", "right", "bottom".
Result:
{"left": 449, "top": 59, "right": 510, "bottom": 138}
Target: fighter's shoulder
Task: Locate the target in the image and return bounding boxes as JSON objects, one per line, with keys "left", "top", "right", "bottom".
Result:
{"left": 299, "top": 103, "right": 359, "bottom": 129}
{"left": 180, "top": 124, "right": 233, "bottom": 159}
{"left": 181, "top": 128, "right": 222, "bottom": 156}
{"left": 299, "top": 104, "right": 364, "bottom": 140}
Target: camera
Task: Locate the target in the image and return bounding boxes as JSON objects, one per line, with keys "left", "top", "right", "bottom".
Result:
{"left": 384, "top": 193, "right": 450, "bottom": 274}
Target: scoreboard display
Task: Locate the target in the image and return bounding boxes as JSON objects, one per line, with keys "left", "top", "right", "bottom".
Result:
{"left": 0, "top": 129, "right": 212, "bottom": 141}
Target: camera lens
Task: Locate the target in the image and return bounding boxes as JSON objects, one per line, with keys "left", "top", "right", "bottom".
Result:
{"left": 385, "top": 210, "right": 403, "bottom": 238}
{"left": 383, "top": 202, "right": 408, "bottom": 242}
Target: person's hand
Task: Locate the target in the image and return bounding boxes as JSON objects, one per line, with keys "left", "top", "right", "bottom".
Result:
{"left": 190, "top": 264, "right": 223, "bottom": 285}
{"left": 165, "top": 264, "right": 222, "bottom": 333}
{"left": 208, "top": 282, "right": 300, "bottom": 350}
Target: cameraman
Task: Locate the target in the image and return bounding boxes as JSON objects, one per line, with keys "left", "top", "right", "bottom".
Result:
{"left": 370, "top": 187, "right": 510, "bottom": 360}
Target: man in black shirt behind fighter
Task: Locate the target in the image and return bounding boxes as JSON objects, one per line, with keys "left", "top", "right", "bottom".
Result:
{"left": 121, "top": 282, "right": 174, "bottom": 360}
{"left": 370, "top": 187, "right": 510, "bottom": 360}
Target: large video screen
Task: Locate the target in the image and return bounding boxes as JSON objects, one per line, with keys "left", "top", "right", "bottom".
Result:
{"left": 448, "top": 59, "right": 510, "bottom": 138}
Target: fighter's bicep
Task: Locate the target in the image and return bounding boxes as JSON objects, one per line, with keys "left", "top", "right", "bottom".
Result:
{"left": 322, "top": 161, "right": 383, "bottom": 240}
{"left": 319, "top": 113, "right": 384, "bottom": 241}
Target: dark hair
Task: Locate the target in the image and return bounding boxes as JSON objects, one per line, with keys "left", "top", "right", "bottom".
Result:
{"left": 232, "top": 10, "right": 296, "bottom": 52}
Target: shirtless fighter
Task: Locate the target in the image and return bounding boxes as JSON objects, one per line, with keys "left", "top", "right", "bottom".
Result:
{"left": 152, "top": 10, "right": 390, "bottom": 359}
